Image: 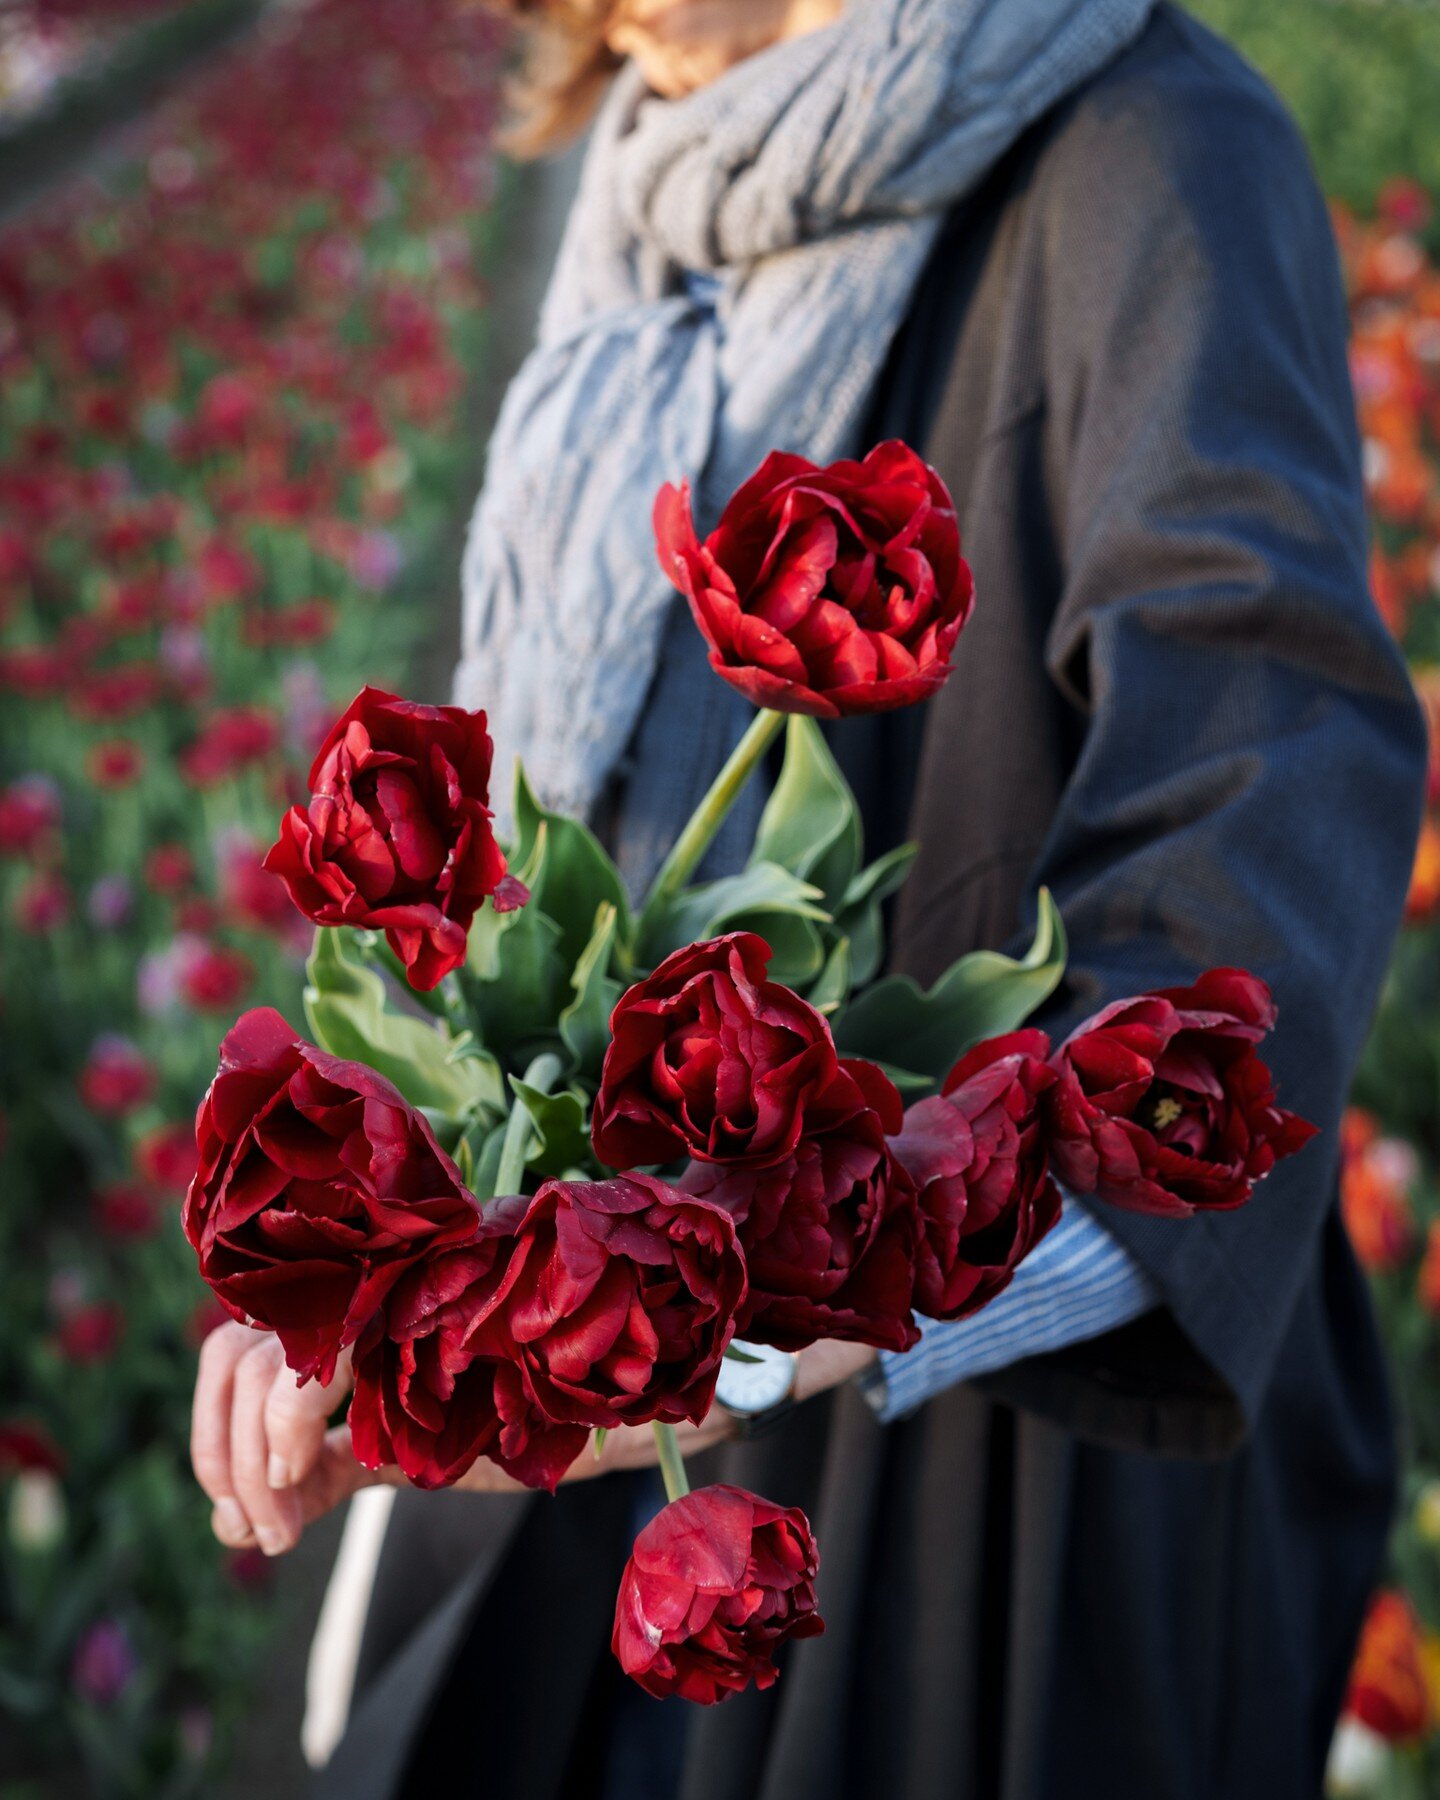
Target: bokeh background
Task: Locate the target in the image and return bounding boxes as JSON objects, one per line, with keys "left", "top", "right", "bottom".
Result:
{"left": 0, "top": 1, "right": 1438, "bottom": 1794}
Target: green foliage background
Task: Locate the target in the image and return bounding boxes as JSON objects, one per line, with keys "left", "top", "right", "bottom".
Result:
{"left": 1187, "top": 0, "right": 1440, "bottom": 238}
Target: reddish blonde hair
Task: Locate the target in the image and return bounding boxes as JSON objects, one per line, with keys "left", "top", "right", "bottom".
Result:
{"left": 487, "top": 0, "right": 624, "bottom": 158}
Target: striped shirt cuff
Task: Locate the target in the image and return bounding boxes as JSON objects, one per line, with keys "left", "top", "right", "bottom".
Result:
{"left": 855, "top": 1200, "right": 1158, "bottom": 1424}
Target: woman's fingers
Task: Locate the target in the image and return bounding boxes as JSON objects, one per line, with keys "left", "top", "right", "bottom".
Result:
{"left": 191, "top": 1320, "right": 257, "bottom": 1545}
{"left": 193, "top": 1323, "right": 360, "bottom": 1554}
{"left": 295, "top": 1425, "right": 397, "bottom": 1524}
{"left": 264, "top": 1346, "right": 353, "bottom": 1494}
{"left": 229, "top": 1336, "right": 306, "bottom": 1555}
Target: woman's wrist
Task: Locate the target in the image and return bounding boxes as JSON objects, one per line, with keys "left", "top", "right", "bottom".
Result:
{"left": 793, "top": 1339, "right": 878, "bottom": 1402}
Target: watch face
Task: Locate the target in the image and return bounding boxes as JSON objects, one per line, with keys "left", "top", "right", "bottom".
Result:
{"left": 715, "top": 1341, "right": 797, "bottom": 1417}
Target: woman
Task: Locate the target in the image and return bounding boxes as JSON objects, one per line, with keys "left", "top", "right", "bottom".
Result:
{"left": 190, "top": 0, "right": 1427, "bottom": 1794}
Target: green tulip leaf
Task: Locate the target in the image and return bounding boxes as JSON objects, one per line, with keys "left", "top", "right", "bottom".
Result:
{"left": 460, "top": 1116, "right": 508, "bottom": 1203}
{"left": 642, "top": 860, "right": 829, "bottom": 965}
{"left": 510, "top": 1077, "right": 592, "bottom": 1177}
{"left": 833, "top": 890, "right": 1067, "bottom": 1081}
{"left": 305, "top": 927, "right": 505, "bottom": 1120}
{"left": 749, "top": 714, "right": 862, "bottom": 907}
{"left": 559, "top": 902, "right": 623, "bottom": 1080}
{"left": 832, "top": 841, "right": 919, "bottom": 987}
{"left": 462, "top": 822, "right": 570, "bottom": 1056}
{"left": 807, "top": 936, "right": 853, "bottom": 1015}
{"left": 867, "top": 1060, "right": 936, "bottom": 1099}
{"left": 512, "top": 761, "right": 631, "bottom": 968}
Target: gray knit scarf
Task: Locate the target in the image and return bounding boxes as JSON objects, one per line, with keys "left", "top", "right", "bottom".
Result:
{"left": 456, "top": 0, "right": 1153, "bottom": 824}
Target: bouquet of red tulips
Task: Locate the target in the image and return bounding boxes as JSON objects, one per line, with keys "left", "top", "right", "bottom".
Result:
{"left": 182, "top": 441, "right": 1316, "bottom": 1703}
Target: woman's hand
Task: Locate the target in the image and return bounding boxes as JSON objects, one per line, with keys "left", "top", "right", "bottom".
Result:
{"left": 191, "top": 1323, "right": 381, "bottom": 1556}
{"left": 191, "top": 1324, "right": 876, "bottom": 1550}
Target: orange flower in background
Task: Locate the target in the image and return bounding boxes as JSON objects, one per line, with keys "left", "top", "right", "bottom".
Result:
{"left": 1369, "top": 545, "right": 1408, "bottom": 638}
{"left": 1412, "top": 665, "right": 1440, "bottom": 803}
{"left": 1418, "top": 1220, "right": 1440, "bottom": 1316}
{"left": 1345, "top": 1591, "right": 1433, "bottom": 1743}
{"left": 1340, "top": 1108, "right": 1418, "bottom": 1272}
{"left": 1406, "top": 816, "right": 1440, "bottom": 924}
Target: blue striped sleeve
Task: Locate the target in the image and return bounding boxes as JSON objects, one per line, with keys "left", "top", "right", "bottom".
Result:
{"left": 855, "top": 1199, "right": 1158, "bottom": 1424}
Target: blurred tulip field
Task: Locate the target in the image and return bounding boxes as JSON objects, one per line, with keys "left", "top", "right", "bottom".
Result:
{"left": 0, "top": 0, "right": 506, "bottom": 1788}
{"left": 1, "top": 0, "right": 1440, "bottom": 1792}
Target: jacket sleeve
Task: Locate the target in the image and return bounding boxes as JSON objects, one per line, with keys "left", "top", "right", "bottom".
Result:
{"left": 969, "top": 32, "right": 1426, "bottom": 1454}
{"left": 859, "top": 1199, "right": 1157, "bottom": 1422}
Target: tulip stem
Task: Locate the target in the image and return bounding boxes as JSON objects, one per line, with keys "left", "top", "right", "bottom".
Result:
{"left": 493, "top": 1051, "right": 563, "bottom": 1199}
{"left": 638, "top": 708, "right": 785, "bottom": 938}
{"left": 652, "top": 1422, "right": 691, "bottom": 1503}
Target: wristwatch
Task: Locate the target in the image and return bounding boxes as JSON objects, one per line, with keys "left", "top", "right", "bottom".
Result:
{"left": 715, "top": 1341, "right": 799, "bottom": 1440}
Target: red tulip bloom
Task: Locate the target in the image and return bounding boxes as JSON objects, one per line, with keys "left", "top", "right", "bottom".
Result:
{"left": 655, "top": 442, "right": 973, "bottom": 717}
{"left": 466, "top": 1174, "right": 747, "bottom": 1438}
{"left": 184, "top": 1008, "right": 480, "bottom": 1383}
{"left": 264, "top": 687, "right": 517, "bottom": 990}
{"left": 1045, "top": 969, "right": 1317, "bottom": 1217}
{"left": 613, "top": 1484, "right": 824, "bottom": 1703}
{"left": 592, "top": 933, "right": 849, "bottom": 1173}
{"left": 683, "top": 1057, "right": 921, "bottom": 1354}
{"left": 349, "top": 1216, "right": 591, "bottom": 1494}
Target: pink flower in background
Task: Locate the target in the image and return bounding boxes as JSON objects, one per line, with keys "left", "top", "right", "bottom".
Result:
{"left": 185, "top": 1295, "right": 233, "bottom": 1348}
{"left": 79, "top": 1035, "right": 154, "bottom": 1115}
{"left": 70, "top": 1619, "right": 137, "bottom": 1708}
{"left": 158, "top": 624, "right": 211, "bottom": 696}
{"left": 13, "top": 868, "right": 71, "bottom": 932}
{"left": 175, "top": 897, "right": 221, "bottom": 934}
{"left": 134, "top": 1122, "right": 197, "bottom": 1195}
{"left": 215, "top": 827, "right": 306, "bottom": 942}
{"left": 87, "top": 874, "right": 135, "bottom": 929}
{"left": 94, "top": 1180, "right": 159, "bottom": 1240}
{"left": 241, "top": 596, "right": 336, "bottom": 649}
{"left": 74, "top": 662, "right": 164, "bottom": 722}
{"left": 281, "top": 660, "right": 335, "bottom": 760}
{"left": 176, "top": 940, "right": 253, "bottom": 1011}
{"left": 1340, "top": 1109, "right": 1418, "bottom": 1274}
{"left": 137, "top": 937, "right": 194, "bottom": 1016}
{"left": 85, "top": 739, "right": 145, "bottom": 788}
{"left": 345, "top": 527, "right": 403, "bottom": 590}
{"left": 0, "top": 644, "right": 69, "bottom": 698}
{"left": 56, "top": 1301, "right": 124, "bottom": 1364}
{"left": 0, "top": 774, "right": 61, "bottom": 855}
{"left": 193, "top": 370, "right": 263, "bottom": 448}
{"left": 144, "top": 842, "right": 195, "bottom": 894}
{"left": 179, "top": 706, "right": 279, "bottom": 786}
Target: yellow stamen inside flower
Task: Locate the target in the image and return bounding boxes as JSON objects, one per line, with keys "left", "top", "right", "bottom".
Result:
{"left": 1151, "top": 1096, "right": 1184, "bottom": 1130}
